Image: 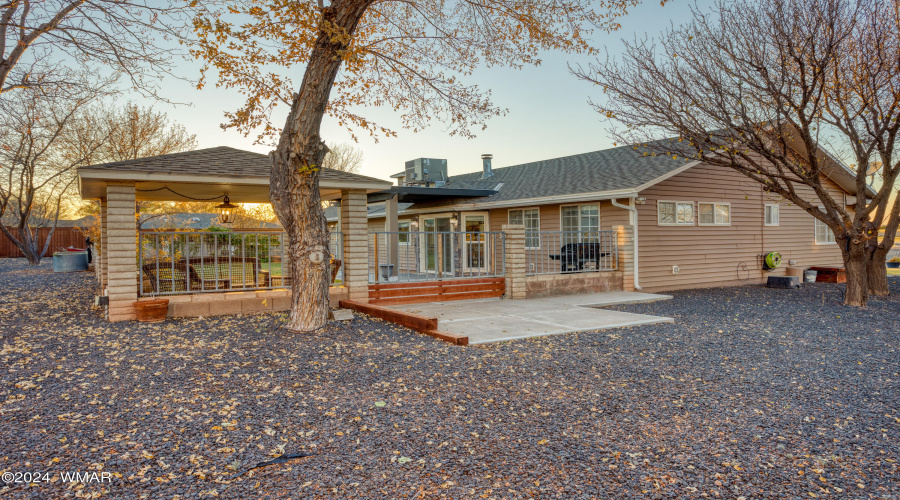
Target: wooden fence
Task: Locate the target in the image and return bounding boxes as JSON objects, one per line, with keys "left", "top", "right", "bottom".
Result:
{"left": 0, "top": 226, "right": 88, "bottom": 258}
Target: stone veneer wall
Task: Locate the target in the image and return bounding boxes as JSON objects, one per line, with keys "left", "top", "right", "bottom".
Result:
{"left": 524, "top": 271, "right": 623, "bottom": 298}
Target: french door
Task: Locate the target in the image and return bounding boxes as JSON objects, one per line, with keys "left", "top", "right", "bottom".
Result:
{"left": 422, "top": 216, "right": 453, "bottom": 275}
{"left": 463, "top": 213, "right": 489, "bottom": 272}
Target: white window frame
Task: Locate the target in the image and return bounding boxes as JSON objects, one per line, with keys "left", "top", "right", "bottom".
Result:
{"left": 508, "top": 207, "right": 541, "bottom": 249}
{"left": 764, "top": 204, "right": 779, "bottom": 226}
{"left": 397, "top": 221, "right": 410, "bottom": 244}
{"left": 814, "top": 210, "right": 837, "bottom": 245}
{"left": 560, "top": 204, "right": 601, "bottom": 231}
{"left": 657, "top": 200, "right": 695, "bottom": 226}
{"left": 560, "top": 204, "right": 601, "bottom": 245}
{"left": 698, "top": 202, "right": 731, "bottom": 226}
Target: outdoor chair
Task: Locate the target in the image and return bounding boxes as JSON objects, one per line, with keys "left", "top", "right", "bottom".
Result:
{"left": 141, "top": 261, "right": 231, "bottom": 294}
{"left": 185, "top": 256, "right": 261, "bottom": 289}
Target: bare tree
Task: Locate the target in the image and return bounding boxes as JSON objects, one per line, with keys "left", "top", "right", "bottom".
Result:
{"left": 575, "top": 0, "right": 900, "bottom": 306}
{"left": 0, "top": 89, "right": 104, "bottom": 264}
{"left": 192, "top": 0, "right": 662, "bottom": 331}
{"left": 91, "top": 103, "right": 198, "bottom": 163}
{"left": 322, "top": 142, "right": 363, "bottom": 173}
{"left": 4, "top": 100, "right": 197, "bottom": 264}
{"left": 0, "top": 0, "right": 207, "bottom": 101}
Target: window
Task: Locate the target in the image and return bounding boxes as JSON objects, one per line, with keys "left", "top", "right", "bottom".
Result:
{"left": 398, "top": 221, "right": 410, "bottom": 243}
{"left": 561, "top": 204, "right": 600, "bottom": 242}
{"left": 814, "top": 217, "right": 836, "bottom": 244}
{"left": 764, "top": 204, "right": 779, "bottom": 226}
{"left": 698, "top": 202, "right": 731, "bottom": 225}
{"left": 657, "top": 201, "right": 694, "bottom": 225}
{"left": 509, "top": 208, "right": 541, "bottom": 248}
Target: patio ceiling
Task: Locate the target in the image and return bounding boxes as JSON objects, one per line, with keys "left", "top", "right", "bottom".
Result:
{"left": 77, "top": 146, "right": 392, "bottom": 203}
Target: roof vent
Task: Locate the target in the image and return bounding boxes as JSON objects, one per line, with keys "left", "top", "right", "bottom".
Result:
{"left": 481, "top": 154, "right": 493, "bottom": 179}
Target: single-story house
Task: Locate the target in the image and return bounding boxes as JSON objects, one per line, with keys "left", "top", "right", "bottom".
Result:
{"left": 329, "top": 143, "right": 872, "bottom": 294}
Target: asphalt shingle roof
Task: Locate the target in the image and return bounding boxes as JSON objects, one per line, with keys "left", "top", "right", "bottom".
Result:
{"left": 420, "top": 144, "right": 692, "bottom": 207}
{"left": 79, "top": 146, "right": 388, "bottom": 185}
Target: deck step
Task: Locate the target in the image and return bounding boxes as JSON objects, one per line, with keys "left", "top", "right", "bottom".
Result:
{"left": 338, "top": 300, "right": 467, "bottom": 346}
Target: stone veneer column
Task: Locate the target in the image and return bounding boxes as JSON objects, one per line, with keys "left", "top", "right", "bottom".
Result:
{"left": 502, "top": 224, "right": 527, "bottom": 299}
{"left": 99, "top": 199, "right": 108, "bottom": 290}
{"left": 105, "top": 183, "right": 137, "bottom": 321}
{"left": 614, "top": 225, "right": 635, "bottom": 292}
{"left": 340, "top": 189, "right": 369, "bottom": 302}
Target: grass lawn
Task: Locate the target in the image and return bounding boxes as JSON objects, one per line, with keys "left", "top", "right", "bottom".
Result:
{"left": 888, "top": 267, "right": 900, "bottom": 276}
{"left": 2, "top": 259, "right": 897, "bottom": 499}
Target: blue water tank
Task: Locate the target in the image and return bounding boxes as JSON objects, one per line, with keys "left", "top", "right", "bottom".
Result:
{"left": 53, "top": 251, "right": 89, "bottom": 272}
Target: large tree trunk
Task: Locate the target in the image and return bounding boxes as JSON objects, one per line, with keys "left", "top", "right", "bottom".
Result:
{"left": 268, "top": 1, "right": 369, "bottom": 332}
{"left": 866, "top": 244, "right": 890, "bottom": 296}
{"left": 840, "top": 237, "right": 868, "bottom": 306}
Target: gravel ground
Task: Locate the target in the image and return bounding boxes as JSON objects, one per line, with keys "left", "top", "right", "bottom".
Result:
{"left": 1, "top": 258, "right": 898, "bottom": 499}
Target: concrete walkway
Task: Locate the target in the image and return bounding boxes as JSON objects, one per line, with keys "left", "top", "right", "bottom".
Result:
{"left": 391, "top": 291, "right": 673, "bottom": 345}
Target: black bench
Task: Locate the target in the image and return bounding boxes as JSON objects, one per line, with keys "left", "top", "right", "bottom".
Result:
{"left": 549, "top": 243, "right": 611, "bottom": 272}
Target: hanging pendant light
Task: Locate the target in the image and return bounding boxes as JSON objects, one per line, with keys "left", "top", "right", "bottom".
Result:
{"left": 216, "top": 194, "right": 237, "bottom": 224}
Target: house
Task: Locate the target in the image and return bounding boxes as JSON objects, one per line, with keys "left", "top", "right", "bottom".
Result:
{"left": 75, "top": 143, "right": 871, "bottom": 322}
{"left": 330, "top": 144, "right": 870, "bottom": 294}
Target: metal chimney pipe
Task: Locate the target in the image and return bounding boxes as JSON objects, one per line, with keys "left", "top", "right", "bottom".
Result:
{"left": 481, "top": 154, "right": 493, "bottom": 179}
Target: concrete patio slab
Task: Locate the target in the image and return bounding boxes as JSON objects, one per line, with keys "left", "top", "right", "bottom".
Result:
{"left": 391, "top": 291, "right": 673, "bottom": 344}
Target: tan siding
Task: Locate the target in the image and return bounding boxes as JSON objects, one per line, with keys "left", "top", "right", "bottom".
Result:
{"left": 637, "top": 163, "right": 846, "bottom": 292}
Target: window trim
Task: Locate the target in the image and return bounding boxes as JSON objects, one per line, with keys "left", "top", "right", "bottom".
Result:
{"left": 560, "top": 203, "right": 601, "bottom": 232}
{"left": 813, "top": 209, "right": 837, "bottom": 245}
{"left": 508, "top": 207, "right": 541, "bottom": 249}
{"left": 764, "top": 204, "right": 779, "bottom": 226}
{"left": 657, "top": 200, "right": 695, "bottom": 226}
{"left": 697, "top": 202, "right": 732, "bottom": 226}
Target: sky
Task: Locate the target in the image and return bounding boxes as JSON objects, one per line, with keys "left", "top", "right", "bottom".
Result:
{"left": 143, "top": 1, "right": 707, "bottom": 183}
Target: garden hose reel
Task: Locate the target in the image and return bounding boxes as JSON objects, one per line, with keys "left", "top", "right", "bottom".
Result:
{"left": 762, "top": 251, "right": 782, "bottom": 271}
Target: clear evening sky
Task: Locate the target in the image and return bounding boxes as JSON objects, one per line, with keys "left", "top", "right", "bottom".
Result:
{"left": 147, "top": 1, "right": 705, "bottom": 182}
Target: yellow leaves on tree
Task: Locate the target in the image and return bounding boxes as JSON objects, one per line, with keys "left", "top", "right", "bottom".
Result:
{"left": 190, "top": 0, "right": 655, "bottom": 144}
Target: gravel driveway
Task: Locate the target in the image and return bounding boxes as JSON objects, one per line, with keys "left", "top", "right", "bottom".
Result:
{"left": 1, "top": 258, "right": 898, "bottom": 499}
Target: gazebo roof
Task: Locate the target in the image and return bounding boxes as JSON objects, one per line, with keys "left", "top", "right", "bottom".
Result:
{"left": 78, "top": 146, "right": 391, "bottom": 202}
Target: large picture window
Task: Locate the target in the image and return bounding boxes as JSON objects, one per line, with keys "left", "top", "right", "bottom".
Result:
{"left": 561, "top": 204, "right": 600, "bottom": 242}
{"left": 657, "top": 201, "right": 694, "bottom": 225}
{"left": 509, "top": 208, "right": 540, "bottom": 248}
{"left": 698, "top": 202, "right": 731, "bottom": 225}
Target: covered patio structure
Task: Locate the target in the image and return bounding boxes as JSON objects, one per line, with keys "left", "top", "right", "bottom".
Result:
{"left": 77, "top": 146, "right": 391, "bottom": 322}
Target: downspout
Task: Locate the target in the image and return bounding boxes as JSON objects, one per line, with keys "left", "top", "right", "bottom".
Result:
{"left": 610, "top": 197, "right": 642, "bottom": 290}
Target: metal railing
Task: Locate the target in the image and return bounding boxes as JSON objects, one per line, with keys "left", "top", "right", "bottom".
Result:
{"left": 526, "top": 230, "right": 618, "bottom": 276}
{"left": 138, "top": 230, "right": 344, "bottom": 296}
{"left": 369, "top": 231, "right": 505, "bottom": 283}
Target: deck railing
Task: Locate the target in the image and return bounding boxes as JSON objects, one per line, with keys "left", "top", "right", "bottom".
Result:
{"left": 138, "top": 230, "right": 343, "bottom": 296}
{"left": 526, "top": 230, "right": 618, "bottom": 276}
{"left": 369, "top": 231, "right": 505, "bottom": 283}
